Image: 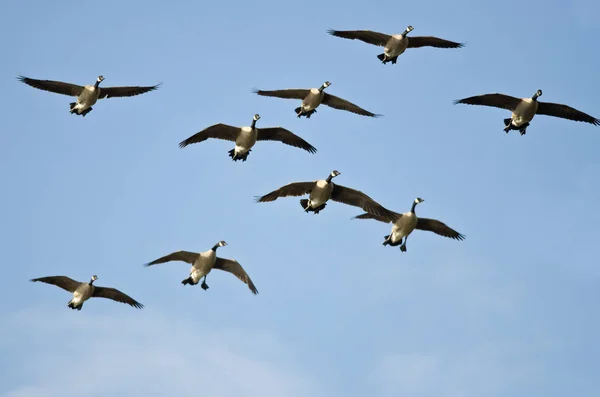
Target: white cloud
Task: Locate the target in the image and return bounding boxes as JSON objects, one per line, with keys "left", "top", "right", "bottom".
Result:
{"left": 1, "top": 308, "right": 325, "bottom": 397}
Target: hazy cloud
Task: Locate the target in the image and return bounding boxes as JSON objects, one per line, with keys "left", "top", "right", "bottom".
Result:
{"left": 1, "top": 308, "right": 325, "bottom": 397}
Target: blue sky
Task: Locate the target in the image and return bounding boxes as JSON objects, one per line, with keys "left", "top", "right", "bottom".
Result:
{"left": 1, "top": 0, "right": 599, "bottom": 396}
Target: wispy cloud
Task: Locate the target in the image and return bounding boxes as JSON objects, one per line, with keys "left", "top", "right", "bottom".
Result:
{"left": 1, "top": 308, "right": 325, "bottom": 397}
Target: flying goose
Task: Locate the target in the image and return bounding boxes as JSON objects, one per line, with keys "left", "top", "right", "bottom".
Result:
{"left": 353, "top": 197, "right": 465, "bottom": 252}
{"left": 178, "top": 114, "right": 317, "bottom": 162}
{"left": 252, "top": 81, "right": 381, "bottom": 118}
{"left": 30, "top": 274, "right": 144, "bottom": 310}
{"left": 144, "top": 240, "right": 258, "bottom": 295}
{"left": 255, "top": 170, "right": 396, "bottom": 217}
{"left": 18, "top": 75, "right": 160, "bottom": 117}
{"left": 327, "top": 26, "right": 464, "bottom": 65}
{"left": 453, "top": 89, "right": 600, "bottom": 135}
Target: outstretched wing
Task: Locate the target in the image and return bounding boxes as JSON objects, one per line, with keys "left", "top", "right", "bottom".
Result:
{"left": 322, "top": 93, "right": 381, "bottom": 117}
{"left": 30, "top": 276, "right": 82, "bottom": 292}
{"left": 352, "top": 211, "right": 402, "bottom": 223}
{"left": 179, "top": 124, "right": 241, "bottom": 148}
{"left": 330, "top": 184, "right": 396, "bottom": 220}
{"left": 407, "top": 36, "right": 464, "bottom": 49}
{"left": 144, "top": 250, "right": 199, "bottom": 267}
{"left": 327, "top": 29, "right": 391, "bottom": 47}
{"left": 252, "top": 88, "right": 310, "bottom": 100}
{"left": 92, "top": 286, "right": 144, "bottom": 309}
{"left": 98, "top": 84, "right": 160, "bottom": 99}
{"left": 255, "top": 182, "right": 315, "bottom": 203}
{"left": 213, "top": 258, "right": 259, "bottom": 295}
{"left": 18, "top": 76, "right": 84, "bottom": 97}
{"left": 536, "top": 101, "right": 600, "bottom": 125}
{"left": 257, "top": 127, "right": 317, "bottom": 153}
{"left": 453, "top": 93, "right": 522, "bottom": 111}
{"left": 416, "top": 218, "right": 465, "bottom": 240}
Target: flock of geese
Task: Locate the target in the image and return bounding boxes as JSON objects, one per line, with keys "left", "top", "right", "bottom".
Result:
{"left": 19, "top": 24, "right": 599, "bottom": 311}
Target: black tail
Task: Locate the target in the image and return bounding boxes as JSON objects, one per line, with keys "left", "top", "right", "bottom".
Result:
{"left": 377, "top": 53, "right": 385, "bottom": 61}
{"left": 182, "top": 277, "right": 192, "bottom": 285}
{"left": 69, "top": 102, "right": 76, "bottom": 110}
{"left": 295, "top": 106, "right": 302, "bottom": 115}
{"left": 382, "top": 235, "right": 390, "bottom": 246}
{"left": 67, "top": 301, "right": 82, "bottom": 310}
{"left": 228, "top": 148, "right": 250, "bottom": 162}
{"left": 503, "top": 118, "right": 512, "bottom": 126}
{"left": 299, "top": 199, "right": 309, "bottom": 209}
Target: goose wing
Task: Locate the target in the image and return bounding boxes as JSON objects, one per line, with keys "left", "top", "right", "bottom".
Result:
{"left": 144, "top": 250, "right": 199, "bottom": 267}
{"left": 330, "top": 184, "right": 397, "bottom": 219}
{"left": 352, "top": 211, "right": 402, "bottom": 223}
{"left": 256, "top": 127, "right": 317, "bottom": 153}
{"left": 92, "top": 286, "right": 144, "bottom": 309}
{"left": 213, "top": 258, "right": 259, "bottom": 295}
{"left": 255, "top": 182, "right": 315, "bottom": 203}
{"left": 98, "top": 84, "right": 160, "bottom": 99}
{"left": 322, "top": 93, "right": 381, "bottom": 117}
{"left": 536, "top": 101, "right": 600, "bottom": 125}
{"left": 326, "top": 29, "right": 391, "bottom": 47}
{"left": 252, "top": 88, "right": 310, "bottom": 100}
{"left": 30, "top": 276, "right": 82, "bottom": 292}
{"left": 18, "top": 76, "right": 84, "bottom": 97}
{"left": 416, "top": 218, "right": 465, "bottom": 240}
{"left": 453, "top": 93, "right": 522, "bottom": 111}
{"left": 407, "top": 36, "right": 464, "bottom": 49}
{"left": 179, "top": 124, "right": 240, "bottom": 148}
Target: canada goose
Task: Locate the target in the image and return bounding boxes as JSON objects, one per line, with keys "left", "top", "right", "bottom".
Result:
{"left": 255, "top": 170, "right": 396, "bottom": 217}
{"left": 17, "top": 75, "right": 160, "bottom": 117}
{"left": 353, "top": 197, "right": 465, "bottom": 252}
{"left": 252, "top": 81, "right": 381, "bottom": 118}
{"left": 327, "top": 26, "right": 464, "bottom": 65}
{"left": 178, "top": 113, "right": 317, "bottom": 162}
{"left": 30, "top": 274, "right": 144, "bottom": 310}
{"left": 454, "top": 90, "right": 600, "bottom": 135}
{"left": 144, "top": 240, "right": 258, "bottom": 295}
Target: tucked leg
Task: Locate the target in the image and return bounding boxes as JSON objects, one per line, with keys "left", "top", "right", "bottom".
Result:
{"left": 400, "top": 236, "right": 408, "bottom": 252}
{"left": 200, "top": 275, "right": 209, "bottom": 290}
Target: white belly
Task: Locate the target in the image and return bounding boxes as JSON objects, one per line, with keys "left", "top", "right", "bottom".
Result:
{"left": 385, "top": 36, "right": 408, "bottom": 57}
{"left": 512, "top": 99, "right": 538, "bottom": 126}
{"left": 309, "top": 196, "right": 326, "bottom": 207}
{"left": 190, "top": 268, "right": 205, "bottom": 283}
{"left": 71, "top": 291, "right": 84, "bottom": 304}
{"left": 391, "top": 215, "right": 418, "bottom": 240}
{"left": 234, "top": 128, "right": 257, "bottom": 154}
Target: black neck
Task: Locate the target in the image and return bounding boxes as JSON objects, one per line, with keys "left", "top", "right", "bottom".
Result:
{"left": 251, "top": 119, "right": 257, "bottom": 128}
{"left": 318, "top": 85, "right": 326, "bottom": 92}
{"left": 94, "top": 80, "right": 101, "bottom": 88}
{"left": 532, "top": 96, "right": 538, "bottom": 101}
{"left": 410, "top": 201, "right": 418, "bottom": 213}
{"left": 325, "top": 174, "right": 333, "bottom": 183}
{"left": 88, "top": 279, "right": 95, "bottom": 286}
{"left": 211, "top": 244, "right": 220, "bottom": 251}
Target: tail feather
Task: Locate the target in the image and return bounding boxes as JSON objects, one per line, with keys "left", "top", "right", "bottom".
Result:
{"left": 299, "top": 199, "right": 309, "bottom": 209}
{"left": 382, "top": 235, "right": 390, "bottom": 246}
{"left": 294, "top": 107, "right": 302, "bottom": 115}
{"left": 182, "top": 277, "right": 192, "bottom": 285}
{"left": 504, "top": 118, "right": 512, "bottom": 126}
{"left": 228, "top": 149, "right": 236, "bottom": 159}
{"left": 377, "top": 53, "right": 385, "bottom": 61}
